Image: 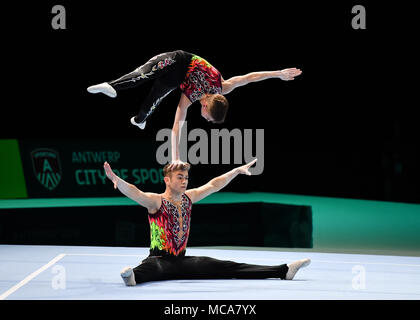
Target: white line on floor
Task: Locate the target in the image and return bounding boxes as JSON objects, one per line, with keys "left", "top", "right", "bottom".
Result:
{"left": 0, "top": 253, "right": 66, "bottom": 300}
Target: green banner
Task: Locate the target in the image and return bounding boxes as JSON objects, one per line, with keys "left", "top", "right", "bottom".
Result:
{"left": 18, "top": 139, "right": 168, "bottom": 198}
{"left": 0, "top": 139, "right": 28, "bottom": 199}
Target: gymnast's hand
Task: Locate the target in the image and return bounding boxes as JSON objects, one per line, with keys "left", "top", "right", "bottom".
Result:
{"left": 236, "top": 159, "right": 258, "bottom": 176}
{"left": 277, "top": 68, "right": 302, "bottom": 81}
{"left": 104, "top": 161, "right": 118, "bottom": 189}
{"left": 167, "top": 159, "right": 188, "bottom": 171}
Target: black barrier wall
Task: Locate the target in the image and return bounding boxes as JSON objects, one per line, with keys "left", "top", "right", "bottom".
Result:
{"left": 0, "top": 202, "right": 312, "bottom": 248}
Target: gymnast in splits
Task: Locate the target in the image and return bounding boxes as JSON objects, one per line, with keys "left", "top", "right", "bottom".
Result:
{"left": 88, "top": 50, "right": 302, "bottom": 162}
{"left": 103, "top": 159, "right": 310, "bottom": 286}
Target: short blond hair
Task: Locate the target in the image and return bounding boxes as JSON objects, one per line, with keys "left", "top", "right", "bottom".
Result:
{"left": 163, "top": 162, "right": 191, "bottom": 177}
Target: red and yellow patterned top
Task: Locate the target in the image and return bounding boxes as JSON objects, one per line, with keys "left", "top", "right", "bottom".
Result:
{"left": 148, "top": 194, "right": 192, "bottom": 257}
{"left": 180, "top": 55, "right": 222, "bottom": 103}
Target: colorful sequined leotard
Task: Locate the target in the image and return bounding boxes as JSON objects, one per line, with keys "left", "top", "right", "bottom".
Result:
{"left": 180, "top": 55, "right": 223, "bottom": 103}
{"left": 148, "top": 194, "right": 192, "bottom": 257}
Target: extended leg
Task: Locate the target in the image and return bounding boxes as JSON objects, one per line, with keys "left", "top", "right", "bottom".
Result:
{"left": 129, "top": 256, "right": 283, "bottom": 285}
{"left": 124, "top": 256, "right": 310, "bottom": 286}
{"left": 178, "top": 256, "right": 311, "bottom": 280}
{"left": 130, "top": 79, "right": 176, "bottom": 129}
{"left": 176, "top": 256, "right": 290, "bottom": 280}
{"left": 131, "top": 256, "right": 179, "bottom": 285}
{"left": 108, "top": 52, "right": 177, "bottom": 91}
{"left": 87, "top": 52, "right": 178, "bottom": 97}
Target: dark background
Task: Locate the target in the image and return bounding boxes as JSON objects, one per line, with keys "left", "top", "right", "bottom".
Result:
{"left": 1, "top": 1, "right": 418, "bottom": 203}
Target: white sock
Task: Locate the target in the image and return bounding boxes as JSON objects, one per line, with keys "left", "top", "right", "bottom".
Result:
{"left": 130, "top": 117, "right": 146, "bottom": 129}
{"left": 120, "top": 267, "right": 136, "bottom": 286}
{"left": 285, "top": 258, "right": 311, "bottom": 280}
{"left": 87, "top": 82, "right": 117, "bottom": 98}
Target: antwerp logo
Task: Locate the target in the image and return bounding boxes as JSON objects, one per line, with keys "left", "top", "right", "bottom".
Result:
{"left": 31, "top": 148, "right": 62, "bottom": 190}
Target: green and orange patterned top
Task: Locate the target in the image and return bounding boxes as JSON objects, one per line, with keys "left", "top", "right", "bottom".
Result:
{"left": 148, "top": 194, "right": 192, "bottom": 257}
{"left": 180, "top": 55, "right": 223, "bottom": 103}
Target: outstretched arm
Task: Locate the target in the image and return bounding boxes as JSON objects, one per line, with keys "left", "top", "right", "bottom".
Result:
{"left": 186, "top": 159, "right": 258, "bottom": 204}
{"left": 103, "top": 162, "right": 160, "bottom": 212}
{"left": 222, "top": 68, "right": 302, "bottom": 94}
{"left": 170, "top": 93, "right": 192, "bottom": 165}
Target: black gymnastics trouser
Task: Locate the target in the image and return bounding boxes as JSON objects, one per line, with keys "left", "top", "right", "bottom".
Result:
{"left": 108, "top": 50, "right": 192, "bottom": 123}
{"left": 133, "top": 255, "right": 289, "bottom": 284}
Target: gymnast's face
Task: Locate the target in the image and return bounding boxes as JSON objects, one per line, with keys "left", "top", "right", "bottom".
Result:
{"left": 166, "top": 170, "right": 189, "bottom": 193}
{"left": 200, "top": 95, "right": 215, "bottom": 123}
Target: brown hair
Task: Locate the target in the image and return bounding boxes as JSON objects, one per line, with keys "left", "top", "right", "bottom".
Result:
{"left": 208, "top": 94, "right": 229, "bottom": 123}
{"left": 163, "top": 162, "right": 191, "bottom": 177}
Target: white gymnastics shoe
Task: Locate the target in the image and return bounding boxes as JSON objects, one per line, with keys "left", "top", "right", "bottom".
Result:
{"left": 120, "top": 267, "right": 136, "bottom": 286}
{"left": 285, "top": 258, "right": 311, "bottom": 280}
{"left": 130, "top": 116, "right": 146, "bottom": 129}
{"left": 87, "top": 82, "right": 117, "bottom": 98}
